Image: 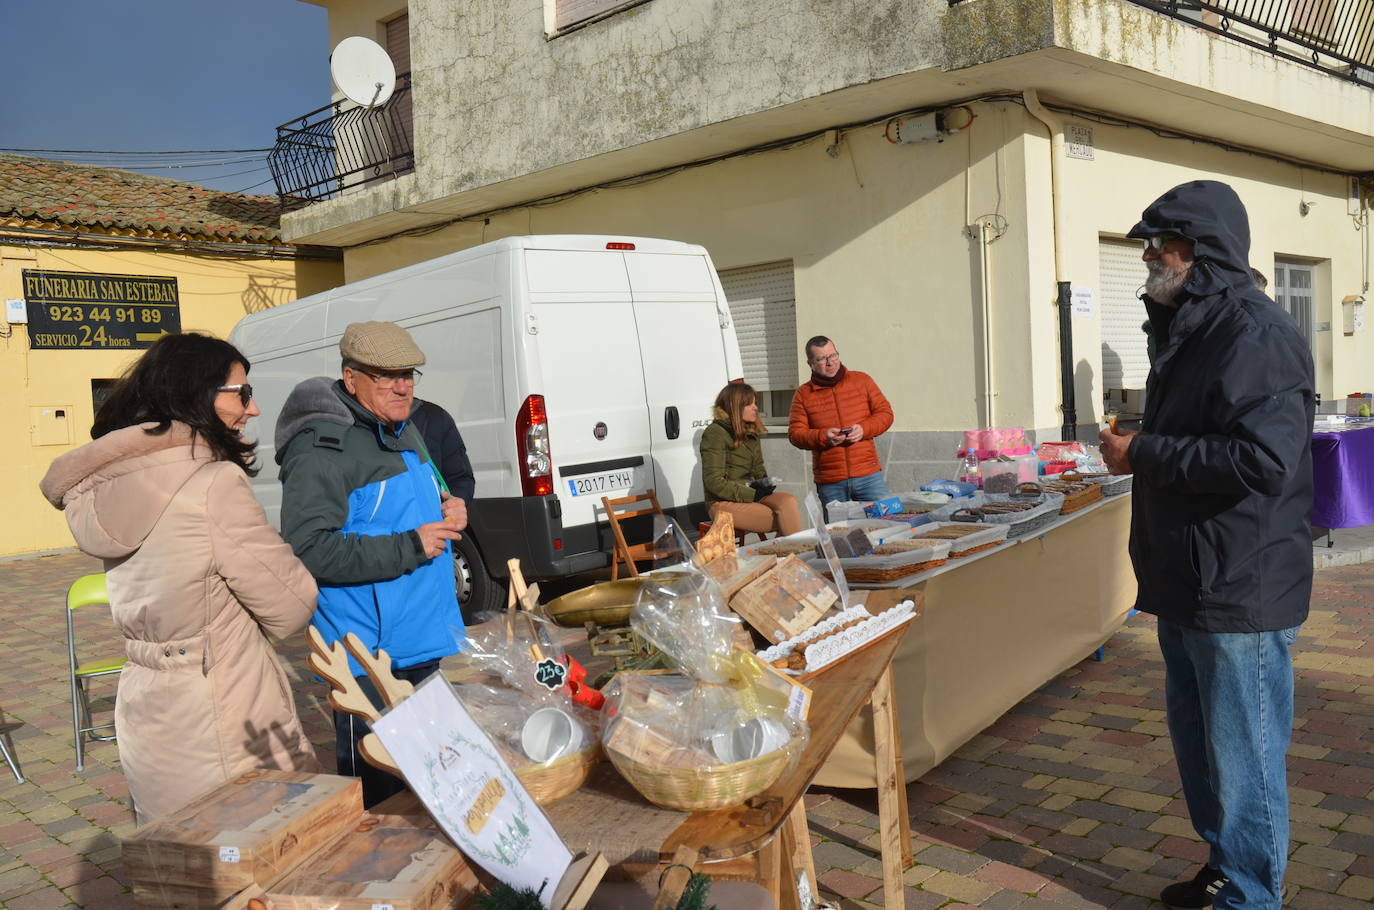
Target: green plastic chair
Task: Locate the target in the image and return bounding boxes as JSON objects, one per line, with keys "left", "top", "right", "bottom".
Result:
{"left": 67, "top": 573, "right": 126, "bottom": 771}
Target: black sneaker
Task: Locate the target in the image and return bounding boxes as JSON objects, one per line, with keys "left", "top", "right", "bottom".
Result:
{"left": 1160, "top": 866, "right": 1228, "bottom": 909}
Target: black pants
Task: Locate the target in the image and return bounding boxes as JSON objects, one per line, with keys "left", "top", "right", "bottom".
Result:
{"left": 333, "top": 658, "right": 440, "bottom": 807}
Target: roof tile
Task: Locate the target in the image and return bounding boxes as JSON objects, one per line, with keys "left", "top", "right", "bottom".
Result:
{"left": 0, "top": 152, "right": 299, "bottom": 243}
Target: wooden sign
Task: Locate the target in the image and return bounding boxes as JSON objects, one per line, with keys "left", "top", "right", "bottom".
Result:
{"left": 729, "top": 555, "right": 838, "bottom": 643}
{"left": 696, "top": 512, "right": 736, "bottom": 563}
{"left": 702, "top": 553, "right": 775, "bottom": 601}
{"left": 258, "top": 803, "right": 480, "bottom": 910}
{"left": 122, "top": 771, "right": 361, "bottom": 906}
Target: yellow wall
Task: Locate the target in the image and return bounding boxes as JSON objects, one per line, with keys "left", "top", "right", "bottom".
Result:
{"left": 0, "top": 243, "right": 341, "bottom": 557}
{"left": 337, "top": 99, "right": 1372, "bottom": 435}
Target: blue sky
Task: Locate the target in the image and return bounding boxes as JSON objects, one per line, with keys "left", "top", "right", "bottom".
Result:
{"left": 1, "top": 0, "right": 330, "bottom": 194}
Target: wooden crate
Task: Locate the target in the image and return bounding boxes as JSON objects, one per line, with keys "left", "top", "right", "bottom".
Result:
{"left": 729, "top": 555, "right": 838, "bottom": 643}
{"left": 258, "top": 801, "right": 479, "bottom": 910}
{"left": 123, "top": 772, "right": 361, "bottom": 907}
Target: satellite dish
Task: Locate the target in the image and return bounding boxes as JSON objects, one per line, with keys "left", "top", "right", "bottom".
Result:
{"left": 331, "top": 36, "right": 397, "bottom": 108}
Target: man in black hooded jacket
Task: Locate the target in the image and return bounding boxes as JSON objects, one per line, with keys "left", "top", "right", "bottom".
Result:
{"left": 1098, "top": 180, "right": 1313, "bottom": 910}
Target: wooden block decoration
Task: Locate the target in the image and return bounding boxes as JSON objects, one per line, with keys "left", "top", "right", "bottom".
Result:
{"left": 256, "top": 805, "right": 480, "bottom": 910}
{"left": 122, "top": 771, "right": 361, "bottom": 906}
{"left": 729, "top": 555, "right": 838, "bottom": 643}
{"left": 696, "top": 512, "right": 737, "bottom": 563}
{"left": 702, "top": 553, "right": 776, "bottom": 601}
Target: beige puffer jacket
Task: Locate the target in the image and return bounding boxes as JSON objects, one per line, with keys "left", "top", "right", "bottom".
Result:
{"left": 40, "top": 422, "right": 320, "bottom": 822}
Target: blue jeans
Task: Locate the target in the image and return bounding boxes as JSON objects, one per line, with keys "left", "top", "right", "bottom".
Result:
{"left": 817, "top": 471, "right": 889, "bottom": 516}
{"left": 1157, "top": 620, "right": 1299, "bottom": 910}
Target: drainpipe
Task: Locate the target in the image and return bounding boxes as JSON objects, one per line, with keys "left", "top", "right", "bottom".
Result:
{"left": 1023, "top": 89, "right": 1078, "bottom": 441}
{"left": 977, "top": 219, "right": 996, "bottom": 428}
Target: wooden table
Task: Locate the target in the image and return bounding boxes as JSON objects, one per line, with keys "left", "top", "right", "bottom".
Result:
{"left": 539, "top": 617, "right": 916, "bottom": 910}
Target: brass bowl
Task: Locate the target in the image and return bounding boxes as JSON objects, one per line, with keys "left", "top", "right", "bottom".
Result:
{"left": 541, "top": 579, "right": 648, "bottom": 628}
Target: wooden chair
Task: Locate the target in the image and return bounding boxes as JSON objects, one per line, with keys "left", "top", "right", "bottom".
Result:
{"left": 602, "top": 489, "right": 665, "bottom": 580}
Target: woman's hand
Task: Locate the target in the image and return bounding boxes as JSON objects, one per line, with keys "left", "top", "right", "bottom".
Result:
{"left": 748, "top": 478, "right": 776, "bottom": 499}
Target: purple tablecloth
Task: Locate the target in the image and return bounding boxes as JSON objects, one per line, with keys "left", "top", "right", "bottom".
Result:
{"left": 1312, "top": 425, "right": 1374, "bottom": 529}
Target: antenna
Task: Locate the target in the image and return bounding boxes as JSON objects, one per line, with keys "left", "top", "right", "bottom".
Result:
{"left": 330, "top": 36, "right": 397, "bottom": 109}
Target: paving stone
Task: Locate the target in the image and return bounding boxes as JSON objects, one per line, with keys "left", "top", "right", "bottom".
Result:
{"left": 922, "top": 870, "right": 999, "bottom": 904}
{"left": 818, "top": 869, "right": 882, "bottom": 900}
{"left": 813, "top": 840, "right": 877, "bottom": 871}
{"left": 1335, "top": 875, "right": 1374, "bottom": 901}
{"left": 913, "top": 845, "right": 990, "bottom": 876}
{"left": 971, "top": 860, "right": 1049, "bottom": 894}
{"left": 1292, "top": 843, "right": 1358, "bottom": 872}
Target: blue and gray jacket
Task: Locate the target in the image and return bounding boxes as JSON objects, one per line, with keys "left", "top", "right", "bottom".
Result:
{"left": 276, "top": 378, "right": 464, "bottom": 674}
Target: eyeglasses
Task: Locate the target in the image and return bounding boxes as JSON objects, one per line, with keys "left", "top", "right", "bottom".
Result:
{"left": 810, "top": 353, "right": 841, "bottom": 366}
{"left": 216, "top": 383, "right": 254, "bottom": 406}
{"left": 353, "top": 367, "right": 422, "bottom": 389}
{"left": 1142, "top": 233, "right": 1184, "bottom": 252}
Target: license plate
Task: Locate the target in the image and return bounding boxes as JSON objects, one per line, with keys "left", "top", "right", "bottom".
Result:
{"left": 566, "top": 469, "right": 635, "bottom": 497}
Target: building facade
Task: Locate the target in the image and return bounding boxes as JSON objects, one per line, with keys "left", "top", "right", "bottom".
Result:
{"left": 274, "top": 0, "right": 1374, "bottom": 495}
{"left": 0, "top": 154, "right": 343, "bottom": 557}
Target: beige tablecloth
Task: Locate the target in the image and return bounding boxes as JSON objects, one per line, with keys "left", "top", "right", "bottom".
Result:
{"left": 814, "top": 495, "right": 1137, "bottom": 787}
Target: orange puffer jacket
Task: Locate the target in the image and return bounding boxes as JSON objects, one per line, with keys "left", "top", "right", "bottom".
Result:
{"left": 788, "top": 370, "right": 894, "bottom": 484}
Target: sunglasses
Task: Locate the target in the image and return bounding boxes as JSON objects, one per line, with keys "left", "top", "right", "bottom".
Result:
{"left": 217, "top": 383, "right": 254, "bottom": 406}
{"left": 1142, "top": 233, "right": 1184, "bottom": 252}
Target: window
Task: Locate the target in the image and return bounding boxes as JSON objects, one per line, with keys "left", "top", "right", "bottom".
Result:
{"left": 1098, "top": 238, "right": 1151, "bottom": 397}
{"left": 383, "top": 13, "right": 414, "bottom": 175}
{"left": 718, "top": 261, "right": 798, "bottom": 421}
{"left": 1273, "top": 260, "right": 1316, "bottom": 346}
{"left": 91, "top": 379, "right": 117, "bottom": 419}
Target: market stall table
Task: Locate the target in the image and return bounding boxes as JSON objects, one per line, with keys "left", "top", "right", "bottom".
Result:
{"left": 1311, "top": 420, "right": 1374, "bottom": 531}
{"left": 814, "top": 494, "right": 1136, "bottom": 787}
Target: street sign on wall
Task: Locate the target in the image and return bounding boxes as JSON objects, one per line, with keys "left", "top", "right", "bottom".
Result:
{"left": 22, "top": 269, "right": 182, "bottom": 350}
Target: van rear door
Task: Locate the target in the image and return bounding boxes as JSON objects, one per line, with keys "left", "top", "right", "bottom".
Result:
{"left": 524, "top": 249, "right": 655, "bottom": 532}
{"left": 624, "top": 252, "right": 736, "bottom": 510}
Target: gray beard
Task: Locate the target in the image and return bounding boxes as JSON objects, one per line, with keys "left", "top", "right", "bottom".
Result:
{"left": 1145, "top": 261, "right": 1189, "bottom": 308}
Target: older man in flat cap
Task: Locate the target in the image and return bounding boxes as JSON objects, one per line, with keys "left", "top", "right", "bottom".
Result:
{"left": 276, "top": 320, "right": 466, "bottom": 806}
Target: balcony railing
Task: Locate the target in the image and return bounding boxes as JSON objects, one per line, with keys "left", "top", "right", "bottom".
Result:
{"left": 948, "top": 0, "right": 1374, "bottom": 84}
{"left": 269, "top": 72, "right": 414, "bottom": 202}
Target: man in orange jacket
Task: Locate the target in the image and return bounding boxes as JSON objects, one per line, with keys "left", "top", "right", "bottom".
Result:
{"left": 788, "top": 335, "right": 894, "bottom": 511}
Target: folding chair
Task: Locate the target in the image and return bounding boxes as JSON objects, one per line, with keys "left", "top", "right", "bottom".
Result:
{"left": 602, "top": 489, "right": 665, "bottom": 580}
{"left": 0, "top": 705, "right": 22, "bottom": 783}
{"left": 67, "top": 573, "right": 126, "bottom": 771}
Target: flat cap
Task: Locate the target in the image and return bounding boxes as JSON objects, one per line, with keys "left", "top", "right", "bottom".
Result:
{"left": 339, "top": 321, "right": 426, "bottom": 370}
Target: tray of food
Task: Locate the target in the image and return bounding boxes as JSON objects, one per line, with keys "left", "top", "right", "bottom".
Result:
{"left": 928, "top": 492, "right": 1064, "bottom": 539}
{"left": 902, "top": 520, "right": 1009, "bottom": 556}
{"left": 805, "top": 538, "right": 952, "bottom": 584}
{"left": 1077, "top": 472, "right": 1133, "bottom": 496}
{"left": 1037, "top": 476, "right": 1104, "bottom": 513}
{"left": 740, "top": 520, "right": 906, "bottom": 559}
{"left": 758, "top": 600, "right": 919, "bottom": 676}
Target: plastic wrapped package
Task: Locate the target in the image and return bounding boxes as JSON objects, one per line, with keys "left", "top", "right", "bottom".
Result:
{"left": 600, "top": 566, "right": 811, "bottom": 810}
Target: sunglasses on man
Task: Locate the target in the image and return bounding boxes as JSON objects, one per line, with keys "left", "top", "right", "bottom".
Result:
{"left": 1142, "top": 233, "right": 1185, "bottom": 251}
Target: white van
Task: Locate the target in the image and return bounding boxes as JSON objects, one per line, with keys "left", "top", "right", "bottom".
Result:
{"left": 230, "top": 235, "right": 743, "bottom": 615}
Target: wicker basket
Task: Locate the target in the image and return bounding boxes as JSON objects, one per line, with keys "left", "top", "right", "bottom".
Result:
{"left": 510, "top": 743, "right": 601, "bottom": 805}
{"left": 604, "top": 741, "right": 795, "bottom": 811}
{"left": 1079, "top": 473, "right": 1134, "bottom": 496}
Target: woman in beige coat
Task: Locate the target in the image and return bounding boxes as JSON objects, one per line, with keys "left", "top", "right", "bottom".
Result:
{"left": 41, "top": 333, "right": 319, "bottom": 823}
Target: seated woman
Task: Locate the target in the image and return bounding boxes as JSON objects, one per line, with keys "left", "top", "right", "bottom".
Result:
{"left": 40, "top": 333, "right": 319, "bottom": 823}
{"left": 700, "top": 382, "right": 802, "bottom": 538}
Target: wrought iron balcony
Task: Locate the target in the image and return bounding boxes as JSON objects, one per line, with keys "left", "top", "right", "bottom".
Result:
{"left": 948, "top": 0, "right": 1374, "bottom": 84}
{"left": 269, "top": 72, "right": 414, "bottom": 202}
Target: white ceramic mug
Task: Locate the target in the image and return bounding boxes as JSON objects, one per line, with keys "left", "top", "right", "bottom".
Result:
{"left": 709, "top": 715, "right": 790, "bottom": 764}
{"left": 521, "top": 707, "right": 586, "bottom": 763}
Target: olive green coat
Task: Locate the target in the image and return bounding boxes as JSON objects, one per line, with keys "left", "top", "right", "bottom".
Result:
{"left": 700, "top": 408, "right": 767, "bottom": 506}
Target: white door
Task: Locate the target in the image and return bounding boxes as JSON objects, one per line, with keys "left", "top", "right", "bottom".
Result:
{"left": 526, "top": 250, "right": 654, "bottom": 530}
{"left": 626, "top": 252, "right": 735, "bottom": 511}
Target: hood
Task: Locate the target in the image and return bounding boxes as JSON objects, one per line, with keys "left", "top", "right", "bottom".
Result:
{"left": 1127, "top": 180, "right": 1254, "bottom": 298}
{"left": 274, "top": 377, "right": 354, "bottom": 463}
{"left": 39, "top": 422, "right": 212, "bottom": 558}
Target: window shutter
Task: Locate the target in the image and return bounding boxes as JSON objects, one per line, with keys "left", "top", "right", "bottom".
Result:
{"left": 384, "top": 14, "right": 414, "bottom": 164}
{"left": 1099, "top": 239, "right": 1151, "bottom": 393}
{"left": 555, "top": 0, "right": 633, "bottom": 30}
{"left": 718, "top": 261, "right": 798, "bottom": 394}
{"left": 1275, "top": 260, "right": 1316, "bottom": 346}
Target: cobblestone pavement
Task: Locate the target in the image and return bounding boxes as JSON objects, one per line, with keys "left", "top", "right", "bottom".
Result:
{"left": 2, "top": 550, "right": 1372, "bottom": 909}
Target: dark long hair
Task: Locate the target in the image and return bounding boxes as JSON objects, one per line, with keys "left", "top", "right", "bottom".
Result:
{"left": 91, "top": 332, "right": 258, "bottom": 474}
{"left": 713, "top": 382, "right": 767, "bottom": 447}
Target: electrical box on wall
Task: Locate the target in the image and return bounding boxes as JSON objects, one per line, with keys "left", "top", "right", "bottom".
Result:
{"left": 1342, "top": 295, "right": 1365, "bottom": 335}
{"left": 4, "top": 299, "right": 26, "bottom": 324}
{"left": 30, "top": 407, "right": 74, "bottom": 447}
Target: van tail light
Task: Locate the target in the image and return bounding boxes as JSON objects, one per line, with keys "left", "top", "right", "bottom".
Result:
{"left": 516, "top": 394, "right": 553, "bottom": 497}
{"left": 606, "top": 242, "right": 636, "bottom": 250}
